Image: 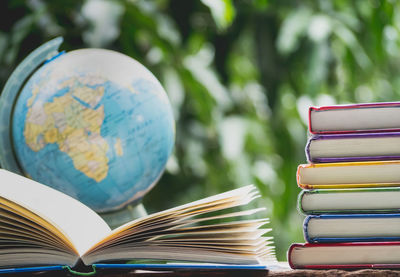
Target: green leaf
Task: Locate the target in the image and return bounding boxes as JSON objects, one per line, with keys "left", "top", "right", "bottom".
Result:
{"left": 201, "top": 0, "right": 236, "bottom": 31}
{"left": 277, "top": 7, "right": 312, "bottom": 55}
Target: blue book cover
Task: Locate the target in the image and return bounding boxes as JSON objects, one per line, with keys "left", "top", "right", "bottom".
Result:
{"left": 0, "top": 263, "right": 269, "bottom": 275}
{"left": 304, "top": 214, "right": 400, "bottom": 243}
{"left": 95, "top": 263, "right": 269, "bottom": 270}
{"left": 0, "top": 265, "right": 65, "bottom": 274}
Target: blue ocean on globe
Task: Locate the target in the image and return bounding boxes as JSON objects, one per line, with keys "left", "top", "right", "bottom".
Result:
{"left": 11, "top": 49, "right": 175, "bottom": 212}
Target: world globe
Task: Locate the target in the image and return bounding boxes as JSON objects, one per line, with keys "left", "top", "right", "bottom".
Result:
{"left": 1, "top": 38, "right": 175, "bottom": 213}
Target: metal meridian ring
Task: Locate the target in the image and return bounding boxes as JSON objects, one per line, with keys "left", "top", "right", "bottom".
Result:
{"left": 0, "top": 37, "right": 63, "bottom": 173}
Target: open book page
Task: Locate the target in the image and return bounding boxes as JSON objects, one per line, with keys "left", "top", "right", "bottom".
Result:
{"left": 0, "top": 198, "right": 76, "bottom": 250}
{"left": 85, "top": 185, "right": 258, "bottom": 250}
{"left": 82, "top": 185, "right": 274, "bottom": 265}
{"left": 0, "top": 170, "right": 111, "bottom": 256}
{"left": 99, "top": 185, "right": 258, "bottom": 241}
{"left": 0, "top": 200, "right": 80, "bottom": 267}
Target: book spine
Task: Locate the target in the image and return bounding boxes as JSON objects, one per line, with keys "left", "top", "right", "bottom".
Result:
{"left": 303, "top": 215, "right": 314, "bottom": 243}
{"left": 308, "top": 107, "right": 314, "bottom": 134}
{"left": 297, "top": 190, "right": 307, "bottom": 215}
{"left": 287, "top": 243, "right": 302, "bottom": 269}
{"left": 305, "top": 136, "right": 313, "bottom": 163}
{"left": 296, "top": 164, "right": 302, "bottom": 186}
{"left": 296, "top": 164, "right": 312, "bottom": 189}
{"left": 297, "top": 165, "right": 315, "bottom": 189}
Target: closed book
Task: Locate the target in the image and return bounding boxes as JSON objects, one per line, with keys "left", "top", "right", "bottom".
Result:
{"left": 309, "top": 102, "right": 400, "bottom": 134}
{"left": 303, "top": 214, "right": 400, "bottom": 243}
{"left": 306, "top": 132, "right": 400, "bottom": 163}
{"left": 297, "top": 160, "right": 400, "bottom": 189}
{"left": 288, "top": 242, "right": 400, "bottom": 269}
{"left": 298, "top": 187, "right": 400, "bottom": 215}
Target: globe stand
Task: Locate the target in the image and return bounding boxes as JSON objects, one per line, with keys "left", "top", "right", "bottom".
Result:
{"left": 0, "top": 37, "right": 64, "bottom": 171}
{"left": 99, "top": 203, "right": 148, "bottom": 229}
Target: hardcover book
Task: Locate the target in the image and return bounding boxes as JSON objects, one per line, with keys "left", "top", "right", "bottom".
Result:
{"left": 309, "top": 102, "right": 400, "bottom": 134}
{"left": 297, "top": 160, "right": 400, "bottom": 189}
{"left": 298, "top": 187, "right": 400, "bottom": 214}
{"left": 288, "top": 242, "right": 400, "bottom": 269}
{"left": 0, "top": 169, "right": 273, "bottom": 270}
{"left": 303, "top": 214, "right": 400, "bottom": 243}
{"left": 306, "top": 132, "right": 400, "bottom": 163}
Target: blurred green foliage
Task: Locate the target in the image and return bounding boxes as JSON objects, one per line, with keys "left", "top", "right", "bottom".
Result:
{"left": 1, "top": 0, "right": 400, "bottom": 261}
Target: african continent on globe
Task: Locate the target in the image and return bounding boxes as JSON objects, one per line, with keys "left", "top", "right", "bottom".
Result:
{"left": 12, "top": 49, "right": 175, "bottom": 212}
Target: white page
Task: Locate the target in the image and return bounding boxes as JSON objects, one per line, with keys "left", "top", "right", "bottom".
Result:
{"left": 0, "top": 169, "right": 111, "bottom": 256}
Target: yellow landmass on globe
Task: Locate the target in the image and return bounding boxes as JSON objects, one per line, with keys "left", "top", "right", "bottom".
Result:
{"left": 24, "top": 77, "right": 110, "bottom": 182}
{"left": 114, "top": 138, "right": 123, "bottom": 156}
{"left": 44, "top": 128, "right": 59, "bottom": 144}
{"left": 27, "top": 85, "right": 40, "bottom": 107}
{"left": 72, "top": 85, "right": 104, "bottom": 108}
{"left": 82, "top": 106, "right": 105, "bottom": 133}
{"left": 58, "top": 127, "right": 109, "bottom": 182}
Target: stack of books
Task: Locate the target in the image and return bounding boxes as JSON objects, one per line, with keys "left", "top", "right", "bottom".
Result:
{"left": 288, "top": 102, "right": 400, "bottom": 269}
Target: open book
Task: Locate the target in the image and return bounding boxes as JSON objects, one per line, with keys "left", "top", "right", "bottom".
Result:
{"left": 0, "top": 169, "right": 273, "bottom": 269}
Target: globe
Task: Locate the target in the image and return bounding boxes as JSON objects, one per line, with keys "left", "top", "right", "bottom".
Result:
{"left": 6, "top": 45, "right": 175, "bottom": 213}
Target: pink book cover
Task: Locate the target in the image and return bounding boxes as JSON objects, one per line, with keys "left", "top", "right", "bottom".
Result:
{"left": 309, "top": 102, "right": 400, "bottom": 134}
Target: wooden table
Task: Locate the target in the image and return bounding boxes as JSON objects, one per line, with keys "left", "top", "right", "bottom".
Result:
{"left": 5, "top": 269, "right": 400, "bottom": 276}
{"left": 269, "top": 269, "right": 400, "bottom": 276}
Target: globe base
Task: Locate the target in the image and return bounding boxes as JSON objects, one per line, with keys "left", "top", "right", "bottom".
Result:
{"left": 99, "top": 203, "right": 147, "bottom": 229}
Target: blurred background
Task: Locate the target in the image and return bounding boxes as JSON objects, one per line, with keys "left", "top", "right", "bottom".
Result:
{"left": 1, "top": 0, "right": 399, "bottom": 261}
